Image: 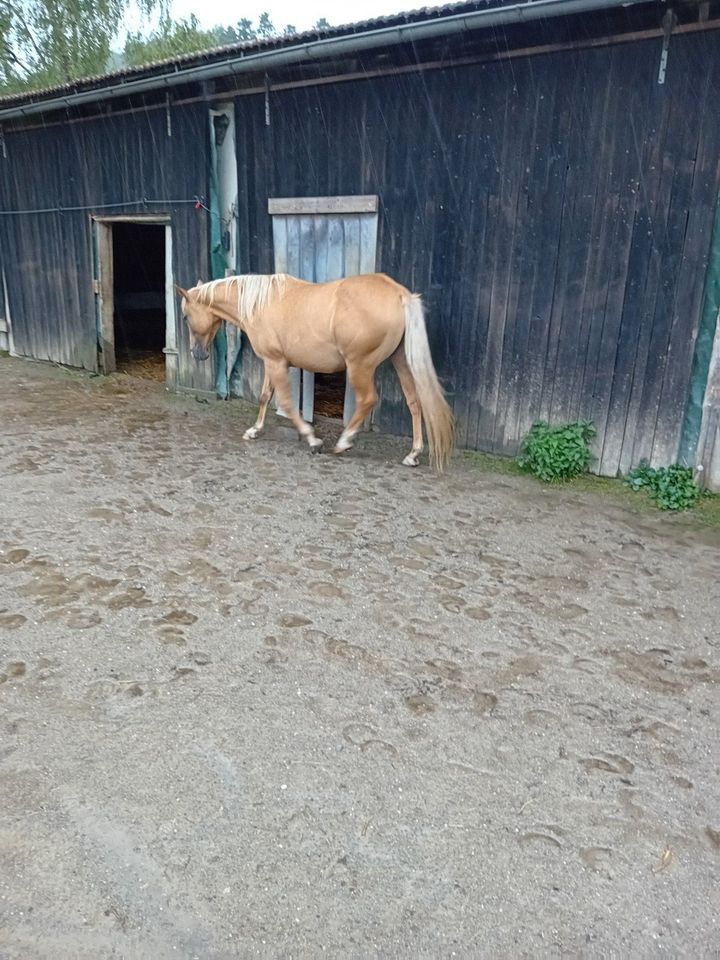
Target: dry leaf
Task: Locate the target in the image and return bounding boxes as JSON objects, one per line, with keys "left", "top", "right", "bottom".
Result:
{"left": 654, "top": 846, "right": 673, "bottom": 872}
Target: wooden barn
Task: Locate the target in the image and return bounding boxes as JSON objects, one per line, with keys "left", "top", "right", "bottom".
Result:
{"left": 1, "top": 0, "right": 719, "bottom": 486}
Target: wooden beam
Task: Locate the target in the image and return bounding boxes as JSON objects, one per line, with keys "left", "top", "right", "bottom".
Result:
{"left": 268, "top": 195, "right": 378, "bottom": 215}
{"left": 96, "top": 221, "right": 115, "bottom": 375}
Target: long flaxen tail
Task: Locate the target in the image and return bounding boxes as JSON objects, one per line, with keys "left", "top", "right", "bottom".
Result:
{"left": 403, "top": 294, "right": 455, "bottom": 472}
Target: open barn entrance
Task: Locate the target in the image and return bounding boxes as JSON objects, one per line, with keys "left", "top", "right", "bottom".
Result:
{"left": 93, "top": 216, "right": 175, "bottom": 382}
{"left": 314, "top": 372, "right": 347, "bottom": 420}
{"left": 112, "top": 223, "right": 166, "bottom": 380}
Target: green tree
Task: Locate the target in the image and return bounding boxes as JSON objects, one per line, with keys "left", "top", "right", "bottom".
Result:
{"left": 0, "top": 5, "right": 333, "bottom": 93}
{"left": 256, "top": 11, "right": 275, "bottom": 38}
{"left": 0, "top": 0, "right": 166, "bottom": 91}
{"left": 124, "top": 13, "right": 216, "bottom": 66}
{"left": 123, "top": 12, "right": 306, "bottom": 67}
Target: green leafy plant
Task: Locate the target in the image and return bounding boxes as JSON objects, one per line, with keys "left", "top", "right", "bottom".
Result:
{"left": 625, "top": 461, "right": 700, "bottom": 511}
{"left": 517, "top": 420, "right": 596, "bottom": 482}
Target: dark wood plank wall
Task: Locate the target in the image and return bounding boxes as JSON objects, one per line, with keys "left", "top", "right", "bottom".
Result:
{"left": 235, "top": 30, "right": 720, "bottom": 474}
{"left": 0, "top": 103, "right": 213, "bottom": 390}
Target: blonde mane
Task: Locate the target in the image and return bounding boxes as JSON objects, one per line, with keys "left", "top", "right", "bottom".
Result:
{"left": 195, "top": 274, "right": 287, "bottom": 324}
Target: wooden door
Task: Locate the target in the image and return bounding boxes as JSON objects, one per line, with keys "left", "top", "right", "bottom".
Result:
{"left": 269, "top": 196, "right": 379, "bottom": 424}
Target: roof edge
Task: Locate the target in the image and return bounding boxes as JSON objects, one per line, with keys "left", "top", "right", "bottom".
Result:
{"left": 0, "top": 0, "right": 665, "bottom": 121}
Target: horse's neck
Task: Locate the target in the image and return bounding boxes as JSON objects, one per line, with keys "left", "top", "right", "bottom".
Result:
{"left": 208, "top": 274, "right": 284, "bottom": 330}
{"left": 213, "top": 280, "right": 247, "bottom": 330}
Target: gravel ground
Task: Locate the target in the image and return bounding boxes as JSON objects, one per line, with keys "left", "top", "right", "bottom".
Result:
{"left": 1, "top": 356, "right": 719, "bottom": 959}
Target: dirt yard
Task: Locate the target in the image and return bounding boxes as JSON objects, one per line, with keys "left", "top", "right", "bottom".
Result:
{"left": 1, "top": 356, "right": 719, "bottom": 959}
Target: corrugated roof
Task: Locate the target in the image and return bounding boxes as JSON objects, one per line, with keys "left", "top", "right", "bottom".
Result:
{"left": 0, "top": 0, "right": 532, "bottom": 108}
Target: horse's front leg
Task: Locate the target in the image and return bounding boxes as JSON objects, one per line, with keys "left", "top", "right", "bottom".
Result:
{"left": 268, "top": 360, "right": 323, "bottom": 451}
{"left": 243, "top": 368, "right": 274, "bottom": 440}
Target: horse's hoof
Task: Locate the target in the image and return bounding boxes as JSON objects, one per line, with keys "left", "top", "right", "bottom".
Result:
{"left": 332, "top": 444, "right": 352, "bottom": 455}
{"left": 243, "top": 427, "right": 259, "bottom": 440}
{"left": 308, "top": 437, "right": 323, "bottom": 452}
{"left": 402, "top": 454, "right": 419, "bottom": 467}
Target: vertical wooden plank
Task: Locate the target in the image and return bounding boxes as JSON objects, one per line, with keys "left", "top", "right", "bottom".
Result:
{"left": 272, "top": 214, "right": 300, "bottom": 417}
{"left": 285, "top": 216, "right": 301, "bottom": 276}
{"left": 281, "top": 214, "right": 302, "bottom": 415}
{"left": 326, "top": 217, "right": 345, "bottom": 281}
{"left": 342, "top": 216, "right": 362, "bottom": 276}
{"left": 272, "top": 217, "right": 288, "bottom": 273}
{"left": 341, "top": 214, "right": 367, "bottom": 422}
{"left": 98, "top": 222, "right": 115, "bottom": 374}
{"left": 313, "top": 215, "right": 330, "bottom": 282}
{"left": 359, "top": 215, "right": 379, "bottom": 274}
{"left": 298, "top": 215, "right": 316, "bottom": 421}
{"left": 299, "top": 215, "right": 316, "bottom": 281}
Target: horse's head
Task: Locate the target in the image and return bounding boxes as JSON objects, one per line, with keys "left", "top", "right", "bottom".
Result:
{"left": 176, "top": 281, "right": 221, "bottom": 362}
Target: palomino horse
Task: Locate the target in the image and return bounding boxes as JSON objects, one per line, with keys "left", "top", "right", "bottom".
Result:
{"left": 177, "top": 273, "right": 454, "bottom": 470}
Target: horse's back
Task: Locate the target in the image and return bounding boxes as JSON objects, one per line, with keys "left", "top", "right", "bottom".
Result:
{"left": 335, "top": 272, "right": 410, "bottom": 302}
{"left": 269, "top": 273, "right": 408, "bottom": 367}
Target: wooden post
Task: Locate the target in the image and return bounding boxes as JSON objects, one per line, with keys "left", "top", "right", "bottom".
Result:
{"left": 694, "top": 308, "right": 720, "bottom": 491}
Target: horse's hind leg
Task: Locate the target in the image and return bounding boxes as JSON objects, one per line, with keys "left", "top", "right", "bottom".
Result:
{"left": 391, "top": 345, "right": 424, "bottom": 466}
{"left": 333, "top": 362, "right": 378, "bottom": 455}
{"left": 268, "top": 360, "right": 323, "bottom": 451}
{"left": 243, "top": 368, "right": 274, "bottom": 440}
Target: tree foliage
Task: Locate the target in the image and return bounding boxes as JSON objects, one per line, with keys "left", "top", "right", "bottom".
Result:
{"left": 0, "top": 0, "right": 165, "bottom": 91}
{"left": 123, "top": 14, "right": 217, "bottom": 66}
{"left": 0, "top": 5, "right": 331, "bottom": 93}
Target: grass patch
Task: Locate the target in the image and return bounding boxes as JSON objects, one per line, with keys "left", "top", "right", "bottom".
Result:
{"left": 462, "top": 449, "right": 524, "bottom": 477}
{"left": 463, "top": 448, "right": 720, "bottom": 527}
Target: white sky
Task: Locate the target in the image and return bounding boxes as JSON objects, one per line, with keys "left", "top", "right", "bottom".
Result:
{"left": 168, "top": 0, "right": 441, "bottom": 32}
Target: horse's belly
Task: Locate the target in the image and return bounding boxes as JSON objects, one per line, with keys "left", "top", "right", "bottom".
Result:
{"left": 285, "top": 342, "right": 345, "bottom": 374}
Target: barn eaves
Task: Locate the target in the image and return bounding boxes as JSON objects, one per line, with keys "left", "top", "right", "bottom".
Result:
{"left": 0, "top": 0, "right": 664, "bottom": 121}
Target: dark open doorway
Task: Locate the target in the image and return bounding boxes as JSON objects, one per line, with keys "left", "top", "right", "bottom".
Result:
{"left": 314, "top": 372, "right": 347, "bottom": 420}
{"left": 112, "top": 223, "right": 166, "bottom": 380}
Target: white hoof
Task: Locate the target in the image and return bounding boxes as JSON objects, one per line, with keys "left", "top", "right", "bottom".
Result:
{"left": 243, "top": 426, "right": 260, "bottom": 440}
{"left": 402, "top": 453, "right": 420, "bottom": 467}
{"left": 333, "top": 430, "right": 355, "bottom": 454}
{"left": 308, "top": 436, "right": 323, "bottom": 452}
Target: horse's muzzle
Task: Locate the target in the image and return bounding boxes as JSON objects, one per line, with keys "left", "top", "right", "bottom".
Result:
{"left": 191, "top": 346, "right": 210, "bottom": 362}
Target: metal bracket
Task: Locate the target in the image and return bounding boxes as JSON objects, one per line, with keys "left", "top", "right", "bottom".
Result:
{"left": 657, "top": 8, "right": 677, "bottom": 85}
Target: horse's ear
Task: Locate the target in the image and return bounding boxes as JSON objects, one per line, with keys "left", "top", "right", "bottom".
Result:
{"left": 175, "top": 284, "right": 190, "bottom": 299}
{"left": 196, "top": 278, "right": 204, "bottom": 287}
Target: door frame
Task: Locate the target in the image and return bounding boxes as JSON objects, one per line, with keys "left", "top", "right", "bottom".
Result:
{"left": 92, "top": 215, "right": 176, "bottom": 384}
{"left": 268, "top": 195, "right": 379, "bottom": 425}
